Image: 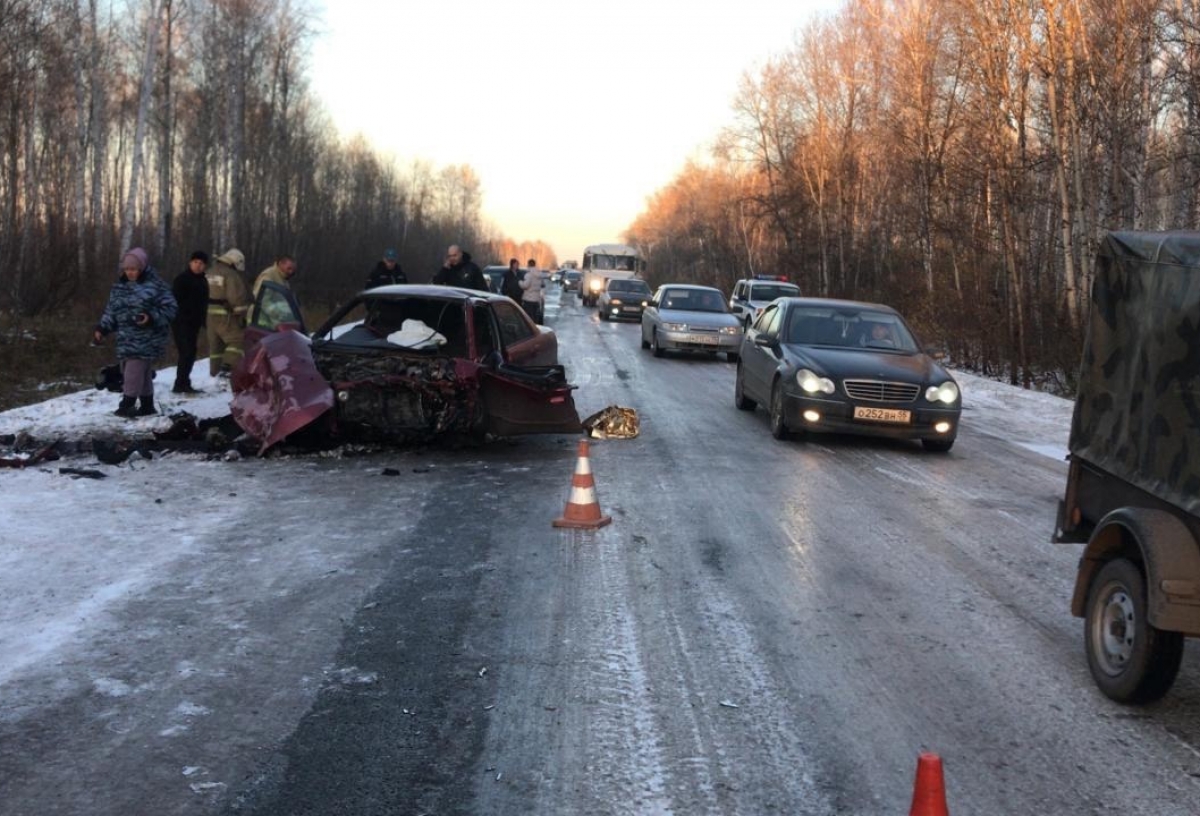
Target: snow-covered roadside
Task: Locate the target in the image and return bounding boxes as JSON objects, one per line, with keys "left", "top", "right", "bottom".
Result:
{"left": 0, "top": 364, "right": 233, "bottom": 441}
{"left": 952, "top": 369, "right": 1073, "bottom": 462}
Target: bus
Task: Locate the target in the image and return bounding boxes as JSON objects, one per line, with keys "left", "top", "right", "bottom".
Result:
{"left": 580, "top": 244, "right": 644, "bottom": 307}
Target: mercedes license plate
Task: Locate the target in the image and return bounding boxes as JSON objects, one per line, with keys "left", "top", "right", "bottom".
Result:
{"left": 853, "top": 406, "right": 911, "bottom": 423}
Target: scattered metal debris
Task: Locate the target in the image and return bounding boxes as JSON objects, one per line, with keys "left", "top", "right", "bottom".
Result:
{"left": 59, "top": 467, "right": 107, "bottom": 480}
{"left": 582, "top": 405, "right": 639, "bottom": 439}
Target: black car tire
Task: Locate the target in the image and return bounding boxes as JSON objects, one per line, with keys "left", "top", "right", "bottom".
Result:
{"left": 1085, "top": 558, "right": 1184, "bottom": 703}
{"left": 922, "top": 437, "right": 955, "bottom": 453}
{"left": 641, "top": 331, "right": 650, "bottom": 350}
{"left": 769, "top": 382, "right": 790, "bottom": 440}
{"left": 652, "top": 330, "right": 664, "bottom": 358}
{"left": 735, "top": 364, "right": 756, "bottom": 411}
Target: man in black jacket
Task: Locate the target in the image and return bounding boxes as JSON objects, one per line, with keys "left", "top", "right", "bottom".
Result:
{"left": 171, "top": 250, "right": 210, "bottom": 394}
{"left": 365, "top": 247, "right": 407, "bottom": 289}
{"left": 432, "top": 244, "right": 487, "bottom": 291}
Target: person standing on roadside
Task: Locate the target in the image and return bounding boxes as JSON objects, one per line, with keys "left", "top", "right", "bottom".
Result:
{"left": 248, "top": 254, "right": 297, "bottom": 328}
{"left": 365, "top": 248, "right": 407, "bottom": 289}
{"left": 432, "top": 244, "right": 487, "bottom": 291}
{"left": 501, "top": 257, "right": 523, "bottom": 301}
{"left": 92, "top": 247, "right": 178, "bottom": 418}
{"left": 519, "top": 257, "right": 546, "bottom": 323}
{"left": 205, "top": 248, "right": 250, "bottom": 377}
{"left": 170, "top": 250, "right": 209, "bottom": 394}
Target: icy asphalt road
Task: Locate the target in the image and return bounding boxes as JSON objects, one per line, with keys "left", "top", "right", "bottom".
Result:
{"left": 2, "top": 288, "right": 1200, "bottom": 815}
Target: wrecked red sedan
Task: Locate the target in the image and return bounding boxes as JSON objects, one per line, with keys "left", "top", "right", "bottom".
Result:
{"left": 231, "top": 283, "right": 582, "bottom": 452}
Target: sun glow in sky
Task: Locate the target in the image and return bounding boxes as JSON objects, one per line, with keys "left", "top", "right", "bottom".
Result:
{"left": 310, "top": 0, "right": 841, "bottom": 263}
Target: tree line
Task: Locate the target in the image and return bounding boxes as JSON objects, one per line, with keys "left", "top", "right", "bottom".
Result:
{"left": 625, "top": 0, "right": 1200, "bottom": 389}
{"left": 0, "top": 0, "right": 550, "bottom": 328}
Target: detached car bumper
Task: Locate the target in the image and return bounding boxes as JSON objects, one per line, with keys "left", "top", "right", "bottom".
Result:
{"left": 782, "top": 391, "right": 960, "bottom": 441}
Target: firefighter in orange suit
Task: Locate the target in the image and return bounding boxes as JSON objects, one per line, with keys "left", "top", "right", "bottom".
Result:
{"left": 205, "top": 248, "right": 251, "bottom": 376}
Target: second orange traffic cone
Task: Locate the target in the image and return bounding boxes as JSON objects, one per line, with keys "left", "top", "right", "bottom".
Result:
{"left": 553, "top": 439, "right": 612, "bottom": 529}
{"left": 908, "top": 752, "right": 949, "bottom": 816}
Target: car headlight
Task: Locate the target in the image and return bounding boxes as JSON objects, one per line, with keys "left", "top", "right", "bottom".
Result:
{"left": 718, "top": 326, "right": 741, "bottom": 335}
{"left": 925, "top": 381, "right": 960, "bottom": 404}
{"left": 661, "top": 322, "right": 687, "bottom": 331}
{"left": 796, "top": 368, "right": 835, "bottom": 394}
{"left": 610, "top": 298, "right": 623, "bottom": 305}
{"left": 589, "top": 280, "right": 603, "bottom": 291}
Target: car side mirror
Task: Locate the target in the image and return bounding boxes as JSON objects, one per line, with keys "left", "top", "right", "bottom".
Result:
{"left": 753, "top": 334, "right": 775, "bottom": 347}
{"left": 924, "top": 346, "right": 946, "bottom": 360}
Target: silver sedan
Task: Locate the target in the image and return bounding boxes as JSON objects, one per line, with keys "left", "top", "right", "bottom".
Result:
{"left": 640, "top": 284, "right": 744, "bottom": 361}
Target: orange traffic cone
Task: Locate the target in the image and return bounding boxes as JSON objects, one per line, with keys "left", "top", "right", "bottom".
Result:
{"left": 553, "top": 439, "right": 612, "bottom": 529}
{"left": 909, "top": 753, "right": 949, "bottom": 816}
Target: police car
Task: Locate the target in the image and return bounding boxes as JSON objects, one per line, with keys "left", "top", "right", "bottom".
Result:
{"left": 729, "top": 276, "right": 801, "bottom": 328}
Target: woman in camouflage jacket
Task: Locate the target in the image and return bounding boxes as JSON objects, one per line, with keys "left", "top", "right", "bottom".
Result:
{"left": 92, "top": 247, "right": 178, "bottom": 418}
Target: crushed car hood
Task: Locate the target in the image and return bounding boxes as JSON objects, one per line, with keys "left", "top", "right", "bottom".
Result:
{"left": 230, "top": 330, "right": 335, "bottom": 454}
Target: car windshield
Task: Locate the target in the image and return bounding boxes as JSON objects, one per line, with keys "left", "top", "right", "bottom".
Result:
{"left": 593, "top": 254, "right": 637, "bottom": 271}
{"left": 749, "top": 283, "right": 799, "bottom": 301}
{"left": 608, "top": 280, "right": 651, "bottom": 294}
{"left": 784, "top": 307, "right": 918, "bottom": 352}
{"left": 661, "top": 289, "right": 727, "bottom": 313}
{"left": 316, "top": 296, "right": 468, "bottom": 356}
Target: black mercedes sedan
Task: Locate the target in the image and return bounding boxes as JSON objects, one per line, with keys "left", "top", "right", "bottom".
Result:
{"left": 734, "top": 297, "right": 961, "bottom": 451}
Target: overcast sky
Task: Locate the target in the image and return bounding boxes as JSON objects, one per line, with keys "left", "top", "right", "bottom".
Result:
{"left": 308, "top": 0, "right": 842, "bottom": 263}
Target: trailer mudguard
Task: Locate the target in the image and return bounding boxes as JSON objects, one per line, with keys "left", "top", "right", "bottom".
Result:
{"left": 1072, "top": 507, "right": 1200, "bottom": 634}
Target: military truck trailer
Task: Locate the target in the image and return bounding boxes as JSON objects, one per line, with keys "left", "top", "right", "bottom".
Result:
{"left": 1055, "top": 230, "right": 1200, "bottom": 703}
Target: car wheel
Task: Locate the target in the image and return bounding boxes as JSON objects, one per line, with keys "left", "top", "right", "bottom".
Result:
{"left": 769, "top": 381, "right": 790, "bottom": 440}
{"left": 922, "top": 437, "right": 955, "bottom": 453}
{"left": 641, "top": 330, "right": 650, "bottom": 350}
{"left": 652, "top": 330, "right": 664, "bottom": 358}
{"left": 735, "top": 363, "right": 756, "bottom": 411}
{"left": 1085, "top": 558, "right": 1184, "bottom": 703}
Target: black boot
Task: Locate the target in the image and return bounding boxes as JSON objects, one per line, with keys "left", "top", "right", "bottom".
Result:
{"left": 114, "top": 397, "right": 138, "bottom": 418}
{"left": 136, "top": 396, "right": 157, "bottom": 416}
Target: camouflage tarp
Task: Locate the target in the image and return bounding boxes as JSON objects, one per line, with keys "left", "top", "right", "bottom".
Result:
{"left": 1070, "top": 231, "right": 1200, "bottom": 516}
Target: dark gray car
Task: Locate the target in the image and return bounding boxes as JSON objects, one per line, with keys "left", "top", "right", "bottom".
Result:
{"left": 734, "top": 297, "right": 960, "bottom": 451}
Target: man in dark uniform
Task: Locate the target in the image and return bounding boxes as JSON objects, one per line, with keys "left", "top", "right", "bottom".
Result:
{"left": 432, "top": 244, "right": 487, "bottom": 291}
{"left": 171, "top": 250, "right": 210, "bottom": 394}
{"left": 365, "top": 248, "right": 407, "bottom": 289}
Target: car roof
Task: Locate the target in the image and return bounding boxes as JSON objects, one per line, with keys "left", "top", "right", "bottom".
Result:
{"left": 748, "top": 279, "right": 799, "bottom": 288}
{"left": 656, "top": 283, "right": 723, "bottom": 293}
{"left": 360, "top": 284, "right": 505, "bottom": 302}
{"left": 776, "top": 296, "right": 900, "bottom": 314}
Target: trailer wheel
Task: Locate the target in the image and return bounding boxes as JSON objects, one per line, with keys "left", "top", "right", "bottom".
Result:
{"left": 1084, "top": 558, "right": 1184, "bottom": 703}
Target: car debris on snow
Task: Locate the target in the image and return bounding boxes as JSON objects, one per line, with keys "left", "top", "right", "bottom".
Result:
{"left": 58, "top": 467, "right": 107, "bottom": 479}
{"left": 0, "top": 434, "right": 60, "bottom": 468}
{"left": 582, "top": 405, "right": 639, "bottom": 439}
{"left": 719, "top": 700, "right": 740, "bottom": 709}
